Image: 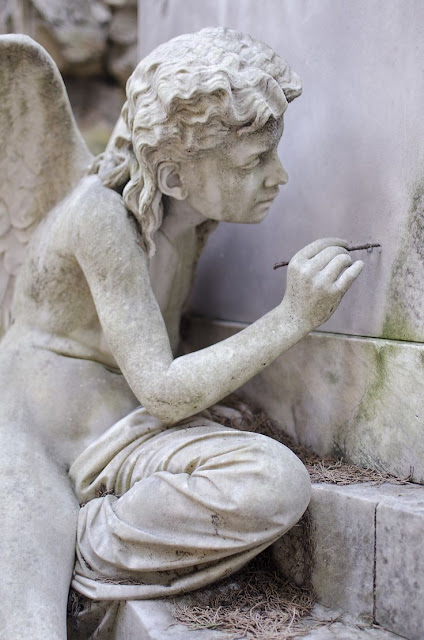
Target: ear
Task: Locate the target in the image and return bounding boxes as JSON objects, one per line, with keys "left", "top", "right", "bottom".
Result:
{"left": 157, "top": 162, "right": 188, "bottom": 200}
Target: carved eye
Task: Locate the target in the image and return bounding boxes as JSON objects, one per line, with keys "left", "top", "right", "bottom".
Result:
{"left": 240, "top": 157, "right": 260, "bottom": 172}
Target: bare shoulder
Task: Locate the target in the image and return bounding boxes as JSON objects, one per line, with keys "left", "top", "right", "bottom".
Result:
{"left": 70, "top": 175, "right": 147, "bottom": 269}
{"left": 71, "top": 174, "right": 129, "bottom": 235}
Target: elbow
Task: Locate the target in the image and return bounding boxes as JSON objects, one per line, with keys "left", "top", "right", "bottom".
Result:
{"left": 140, "top": 392, "right": 206, "bottom": 426}
{"left": 129, "top": 367, "right": 208, "bottom": 425}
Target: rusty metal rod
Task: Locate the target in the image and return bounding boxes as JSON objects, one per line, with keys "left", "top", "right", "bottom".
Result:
{"left": 273, "top": 243, "right": 381, "bottom": 270}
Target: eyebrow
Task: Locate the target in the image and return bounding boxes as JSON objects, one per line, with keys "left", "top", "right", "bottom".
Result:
{"left": 228, "top": 127, "right": 282, "bottom": 163}
{"left": 248, "top": 147, "right": 269, "bottom": 157}
{"left": 245, "top": 131, "right": 282, "bottom": 157}
{"left": 242, "top": 143, "right": 274, "bottom": 160}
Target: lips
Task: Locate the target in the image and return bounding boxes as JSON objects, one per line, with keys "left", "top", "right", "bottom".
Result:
{"left": 256, "top": 192, "right": 279, "bottom": 205}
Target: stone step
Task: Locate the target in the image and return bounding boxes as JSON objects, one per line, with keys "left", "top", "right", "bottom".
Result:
{"left": 299, "top": 619, "right": 403, "bottom": 640}
{"left": 185, "top": 317, "right": 424, "bottom": 483}
{"left": 114, "top": 599, "right": 403, "bottom": 640}
{"left": 272, "top": 482, "right": 424, "bottom": 640}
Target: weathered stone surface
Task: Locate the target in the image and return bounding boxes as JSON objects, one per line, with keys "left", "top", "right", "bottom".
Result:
{"left": 11, "top": 0, "right": 111, "bottom": 75}
{"left": 186, "top": 317, "right": 424, "bottom": 483}
{"left": 301, "top": 622, "right": 402, "bottom": 639}
{"left": 5, "top": 0, "right": 137, "bottom": 157}
{"left": 8, "top": 0, "right": 138, "bottom": 84}
{"left": 375, "top": 491, "right": 424, "bottom": 639}
{"left": 106, "top": 1, "right": 137, "bottom": 85}
{"left": 272, "top": 483, "right": 424, "bottom": 637}
{"left": 107, "top": 41, "right": 137, "bottom": 86}
{"left": 272, "top": 509, "right": 311, "bottom": 587}
{"left": 108, "top": 5, "right": 137, "bottom": 44}
{"left": 64, "top": 77, "right": 125, "bottom": 154}
{"left": 114, "top": 598, "right": 403, "bottom": 640}
{"left": 273, "top": 484, "right": 378, "bottom": 621}
{"left": 2, "top": 29, "right": 330, "bottom": 637}
{"left": 114, "top": 600, "right": 228, "bottom": 639}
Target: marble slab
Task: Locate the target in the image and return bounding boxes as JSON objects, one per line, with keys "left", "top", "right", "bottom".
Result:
{"left": 375, "top": 491, "right": 424, "bottom": 639}
{"left": 186, "top": 318, "right": 424, "bottom": 483}
{"left": 273, "top": 483, "right": 424, "bottom": 637}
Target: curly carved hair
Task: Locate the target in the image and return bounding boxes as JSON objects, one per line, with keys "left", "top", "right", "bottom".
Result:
{"left": 90, "top": 27, "right": 302, "bottom": 257}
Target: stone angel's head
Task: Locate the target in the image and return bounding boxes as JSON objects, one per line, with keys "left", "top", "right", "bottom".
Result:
{"left": 91, "top": 27, "right": 302, "bottom": 257}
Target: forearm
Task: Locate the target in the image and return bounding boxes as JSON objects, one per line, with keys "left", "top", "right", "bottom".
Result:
{"left": 75, "top": 209, "right": 362, "bottom": 426}
{"left": 140, "top": 301, "right": 309, "bottom": 424}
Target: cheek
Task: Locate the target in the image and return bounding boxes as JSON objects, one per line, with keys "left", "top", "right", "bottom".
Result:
{"left": 205, "top": 165, "right": 240, "bottom": 211}
{"left": 184, "top": 164, "right": 216, "bottom": 208}
{"left": 231, "top": 173, "right": 258, "bottom": 202}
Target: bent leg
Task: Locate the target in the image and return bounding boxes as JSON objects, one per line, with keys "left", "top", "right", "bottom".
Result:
{"left": 0, "top": 423, "right": 78, "bottom": 640}
{"left": 73, "top": 415, "right": 311, "bottom": 600}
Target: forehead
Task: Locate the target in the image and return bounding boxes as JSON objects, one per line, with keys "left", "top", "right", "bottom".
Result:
{"left": 222, "top": 118, "right": 284, "bottom": 163}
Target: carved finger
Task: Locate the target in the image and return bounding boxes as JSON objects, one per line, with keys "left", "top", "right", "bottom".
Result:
{"left": 310, "top": 246, "right": 350, "bottom": 271}
{"left": 320, "top": 253, "right": 352, "bottom": 281}
{"left": 334, "top": 260, "right": 364, "bottom": 293}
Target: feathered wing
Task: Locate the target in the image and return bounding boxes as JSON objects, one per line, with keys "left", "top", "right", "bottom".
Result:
{"left": 0, "top": 34, "right": 93, "bottom": 336}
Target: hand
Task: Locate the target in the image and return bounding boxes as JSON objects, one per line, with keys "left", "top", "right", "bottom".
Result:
{"left": 281, "top": 238, "right": 364, "bottom": 332}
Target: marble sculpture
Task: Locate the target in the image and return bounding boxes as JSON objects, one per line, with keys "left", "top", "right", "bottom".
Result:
{"left": 0, "top": 27, "right": 363, "bottom": 639}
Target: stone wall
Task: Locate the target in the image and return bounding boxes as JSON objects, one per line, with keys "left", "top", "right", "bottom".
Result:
{"left": 187, "top": 318, "right": 424, "bottom": 483}
{"left": 1, "top": 0, "right": 138, "bottom": 153}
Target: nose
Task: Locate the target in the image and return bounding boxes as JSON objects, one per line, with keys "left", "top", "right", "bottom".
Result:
{"left": 264, "top": 153, "right": 288, "bottom": 188}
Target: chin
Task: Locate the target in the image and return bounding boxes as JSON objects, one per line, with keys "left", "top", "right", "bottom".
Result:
{"left": 250, "top": 201, "right": 273, "bottom": 222}
{"left": 225, "top": 207, "right": 269, "bottom": 224}
{"left": 247, "top": 209, "right": 270, "bottom": 224}
{"left": 237, "top": 217, "right": 267, "bottom": 225}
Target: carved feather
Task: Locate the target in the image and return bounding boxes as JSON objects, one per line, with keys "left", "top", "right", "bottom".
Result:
{"left": 0, "top": 34, "right": 93, "bottom": 337}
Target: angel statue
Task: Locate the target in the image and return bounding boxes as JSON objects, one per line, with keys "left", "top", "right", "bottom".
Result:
{"left": 0, "top": 27, "right": 363, "bottom": 640}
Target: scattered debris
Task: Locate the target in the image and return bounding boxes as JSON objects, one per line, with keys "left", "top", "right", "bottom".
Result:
{"left": 173, "top": 551, "right": 321, "bottom": 640}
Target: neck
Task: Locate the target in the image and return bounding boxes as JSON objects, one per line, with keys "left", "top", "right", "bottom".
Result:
{"left": 160, "top": 196, "right": 208, "bottom": 242}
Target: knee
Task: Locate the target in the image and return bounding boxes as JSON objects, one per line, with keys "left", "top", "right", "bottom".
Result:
{"left": 235, "top": 434, "right": 311, "bottom": 534}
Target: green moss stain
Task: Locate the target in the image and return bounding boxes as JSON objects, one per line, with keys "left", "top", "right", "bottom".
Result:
{"left": 382, "top": 308, "right": 412, "bottom": 343}
{"left": 325, "top": 371, "right": 339, "bottom": 385}
{"left": 382, "top": 179, "right": 424, "bottom": 341}
{"left": 332, "top": 343, "right": 394, "bottom": 460}
{"left": 356, "top": 346, "right": 389, "bottom": 422}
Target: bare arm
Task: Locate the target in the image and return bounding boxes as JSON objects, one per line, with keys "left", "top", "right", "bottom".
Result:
{"left": 73, "top": 180, "right": 363, "bottom": 424}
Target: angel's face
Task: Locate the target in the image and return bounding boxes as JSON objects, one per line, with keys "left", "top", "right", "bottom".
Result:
{"left": 177, "top": 117, "right": 287, "bottom": 224}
